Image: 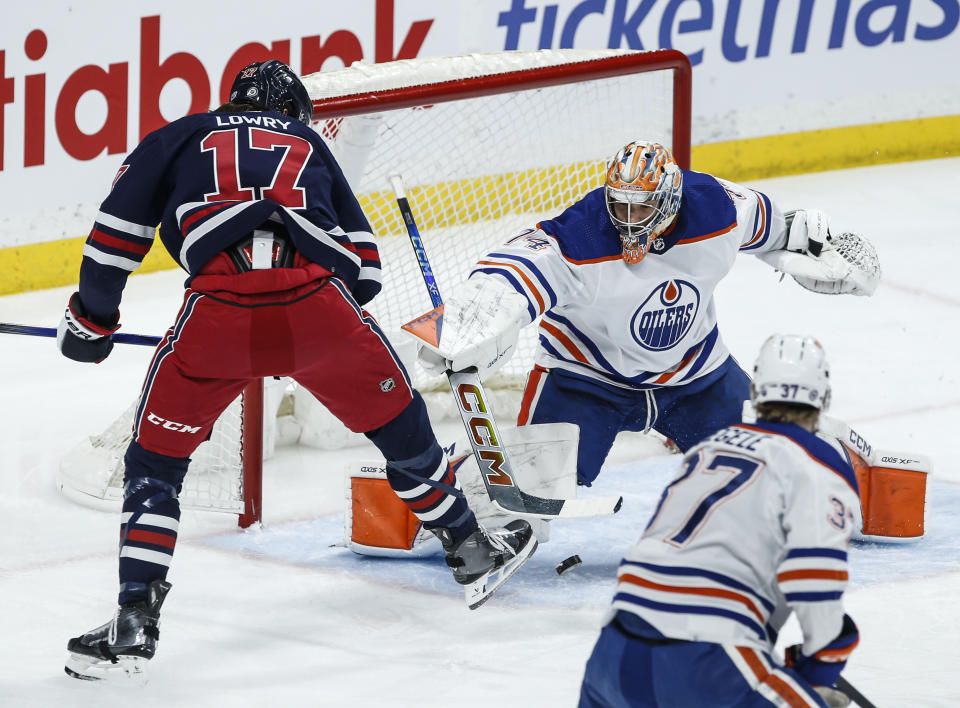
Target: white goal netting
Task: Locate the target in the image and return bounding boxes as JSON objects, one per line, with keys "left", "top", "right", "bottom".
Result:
{"left": 58, "top": 49, "right": 689, "bottom": 522}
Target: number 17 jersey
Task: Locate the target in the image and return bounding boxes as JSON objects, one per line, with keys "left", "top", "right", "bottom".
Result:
{"left": 79, "top": 110, "right": 380, "bottom": 320}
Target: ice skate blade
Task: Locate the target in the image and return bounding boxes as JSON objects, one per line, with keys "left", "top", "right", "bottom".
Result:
{"left": 65, "top": 653, "right": 149, "bottom": 684}
{"left": 464, "top": 537, "right": 538, "bottom": 610}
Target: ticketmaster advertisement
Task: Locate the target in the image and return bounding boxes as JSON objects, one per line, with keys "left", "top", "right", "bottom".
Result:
{"left": 1, "top": 0, "right": 957, "bottom": 254}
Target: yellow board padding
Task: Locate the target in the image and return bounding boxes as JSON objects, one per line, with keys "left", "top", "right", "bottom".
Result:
{"left": 693, "top": 114, "right": 960, "bottom": 180}
{"left": 0, "top": 233, "right": 177, "bottom": 296}
{"left": 2, "top": 114, "right": 958, "bottom": 297}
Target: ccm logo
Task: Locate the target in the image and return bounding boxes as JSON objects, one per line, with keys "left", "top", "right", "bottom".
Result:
{"left": 847, "top": 429, "right": 872, "bottom": 458}
{"left": 146, "top": 412, "right": 201, "bottom": 434}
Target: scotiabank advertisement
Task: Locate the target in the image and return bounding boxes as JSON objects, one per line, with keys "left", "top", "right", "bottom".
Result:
{"left": 2, "top": 0, "right": 957, "bottom": 247}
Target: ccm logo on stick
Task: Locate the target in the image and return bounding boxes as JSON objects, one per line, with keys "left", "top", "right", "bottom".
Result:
{"left": 456, "top": 382, "right": 515, "bottom": 487}
{"left": 146, "top": 412, "right": 201, "bottom": 433}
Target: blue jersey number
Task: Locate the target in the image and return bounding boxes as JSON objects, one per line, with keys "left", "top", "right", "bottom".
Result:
{"left": 663, "top": 453, "right": 763, "bottom": 546}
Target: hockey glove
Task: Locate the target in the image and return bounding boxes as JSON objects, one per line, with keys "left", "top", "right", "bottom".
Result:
{"left": 760, "top": 208, "right": 880, "bottom": 296}
{"left": 57, "top": 292, "right": 120, "bottom": 363}
{"left": 410, "top": 275, "right": 529, "bottom": 382}
{"left": 785, "top": 209, "right": 831, "bottom": 254}
{"left": 785, "top": 614, "right": 859, "bottom": 689}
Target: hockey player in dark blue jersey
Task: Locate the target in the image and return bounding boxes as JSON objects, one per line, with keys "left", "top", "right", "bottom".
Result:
{"left": 60, "top": 60, "right": 536, "bottom": 682}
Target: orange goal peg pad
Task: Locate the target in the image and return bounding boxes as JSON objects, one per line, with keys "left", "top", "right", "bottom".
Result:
{"left": 847, "top": 448, "right": 928, "bottom": 539}
{"left": 350, "top": 477, "right": 421, "bottom": 550}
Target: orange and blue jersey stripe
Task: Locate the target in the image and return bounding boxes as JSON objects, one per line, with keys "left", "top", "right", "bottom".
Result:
{"left": 613, "top": 560, "right": 777, "bottom": 643}
{"left": 740, "top": 190, "right": 773, "bottom": 251}
{"left": 777, "top": 547, "right": 849, "bottom": 603}
{"left": 537, "top": 318, "right": 719, "bottom": 390}
{"left": 472, "top": 253, "right": 557, "bottom": 320}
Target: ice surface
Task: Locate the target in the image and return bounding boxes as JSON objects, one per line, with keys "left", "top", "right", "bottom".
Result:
{"left": 1, "top": 158, "right": 958, "bottom": 706}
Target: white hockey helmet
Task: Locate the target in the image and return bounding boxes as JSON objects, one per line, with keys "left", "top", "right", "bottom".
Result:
{"left": 751, "top": 334, "right": 831, "bottom": 411}
{"left": 604, "top": 140, "right": 683, "bottom": 264}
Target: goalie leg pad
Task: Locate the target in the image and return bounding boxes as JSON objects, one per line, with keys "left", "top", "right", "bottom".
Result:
{"left": 345, "top": 423, "right": 580, "bottom": 556}
{"left": 843, "top": 444, "right": 930, "bottom": 541}
{"left": 344, "top": 463, "right": 439, "bottom": 558}
{"left": 351, "top": 475, "right": 424, "bottom": 552}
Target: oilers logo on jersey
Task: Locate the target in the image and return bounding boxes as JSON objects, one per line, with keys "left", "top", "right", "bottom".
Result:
{"left": 631, "top": 279, "right": 699, "bottom": 351}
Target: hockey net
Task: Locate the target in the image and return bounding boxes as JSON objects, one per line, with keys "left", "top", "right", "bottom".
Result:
{"left": 57, "top": 49, "right": 690, "bottom": 526}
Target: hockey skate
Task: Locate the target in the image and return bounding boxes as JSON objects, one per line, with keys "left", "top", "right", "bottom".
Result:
{"left": 65, "top": 579, "right": 171, "bottom": 683}
{"left": 429, "top": 520, "right": 537, "bottom": 610}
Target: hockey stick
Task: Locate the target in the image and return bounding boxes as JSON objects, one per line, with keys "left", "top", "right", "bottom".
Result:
{"left": 836, "top": 676, "right": 877, "bottom": 708}
{"left": 389, "top": 174, "right": 623, "bottom": 519}
{"left": 0, "top": 322, "right": 161, "bottom": 347}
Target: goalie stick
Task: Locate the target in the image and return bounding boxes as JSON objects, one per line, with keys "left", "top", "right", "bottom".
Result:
{"left": 388, "top": 174, "right": 623, "bottom": 520}
{"left": 0, "top": 322, "right": 160, "bottom": 347}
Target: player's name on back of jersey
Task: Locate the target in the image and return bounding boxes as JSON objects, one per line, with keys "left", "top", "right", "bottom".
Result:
{"left": 214, "top": 115, "right": 295, "bottom": 130}
{"left": 708, "top": 426, "right": 766, "bottom": 452}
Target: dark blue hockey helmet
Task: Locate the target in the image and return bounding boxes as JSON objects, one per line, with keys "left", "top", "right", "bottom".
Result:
{"left": 229, "top": 60, "right": 313, "bottom": 124}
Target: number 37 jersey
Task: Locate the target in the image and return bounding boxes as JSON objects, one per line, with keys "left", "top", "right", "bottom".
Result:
{"left": 613, "top": 421, "right": 860, "bottom": 657}
{"left": 79, "top": 110, "right": 379, "bottom": 319}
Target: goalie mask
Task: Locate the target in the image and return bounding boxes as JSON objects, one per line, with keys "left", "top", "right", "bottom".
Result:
{"left": 229, "top": 60, "right": 314, "bottom": 125}
{"left": 605, "top": 141, "right": 683, "bottom": 264}
{"left": 751, "top": 334, "right": 831, "bottom": 411}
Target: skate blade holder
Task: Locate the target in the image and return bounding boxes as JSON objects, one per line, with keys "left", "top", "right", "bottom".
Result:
{"left": 463, "top": 536, "right": 539, "bottom": 610}
{"left": 65, "top": 653, "right": 149, "bottom": 685}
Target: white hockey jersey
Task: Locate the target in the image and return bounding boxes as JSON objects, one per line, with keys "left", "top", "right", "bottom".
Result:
{"left": 612, "top": 421, "right": 860, "bottom": 657}
{"left": 470, "top": 171, "right": 787, "bottom": 388}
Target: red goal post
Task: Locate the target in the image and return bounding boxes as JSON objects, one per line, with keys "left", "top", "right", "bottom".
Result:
{"left": 57, "top": 49, "right": 691, "bottom": 528}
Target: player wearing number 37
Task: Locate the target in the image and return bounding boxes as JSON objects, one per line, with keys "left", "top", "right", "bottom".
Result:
{"left": 578, "top": 335, "right": 860, "bottom": 708}
{"left": 411, "top": 141, "right": 881, "bottom": 488}
{"left": 58, "top": 60, "right": 535, "bottom": 682}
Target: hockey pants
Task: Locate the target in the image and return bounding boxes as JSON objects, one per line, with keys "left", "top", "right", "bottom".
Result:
{"left": 518, "top": 357, "right": 751, "bottom": 485}
{"left": 578, "top": 612, "right": 829, "bottom": 707}
{"left": 116, "top": 276, "right": 475, "bottom": 603}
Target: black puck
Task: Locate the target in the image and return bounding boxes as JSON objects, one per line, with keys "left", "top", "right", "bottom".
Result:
{"left": 555, "top": 554, "right": 582, "bottom": 576}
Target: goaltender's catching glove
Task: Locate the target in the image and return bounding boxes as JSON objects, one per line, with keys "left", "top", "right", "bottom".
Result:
{"left": 57, "top": 292, "right": 120, "bottom": 363}
{"left": 759, "top": 209, "right": 881, "bottom": 296}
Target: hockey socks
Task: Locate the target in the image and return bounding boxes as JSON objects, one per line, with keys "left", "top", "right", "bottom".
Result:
{"left": 117, "top": 442, "right": 187, "bottom": 604}
{"left": 365, "top": 394, "right": 477, "bottom": 537}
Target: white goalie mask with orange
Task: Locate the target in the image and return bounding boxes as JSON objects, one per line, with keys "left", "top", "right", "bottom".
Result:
{"left": 604, "top": 141, "right": 683, "bottom": 264}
